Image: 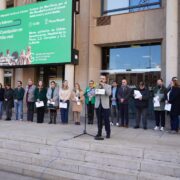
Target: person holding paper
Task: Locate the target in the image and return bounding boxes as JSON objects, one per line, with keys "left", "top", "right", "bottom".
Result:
{"left": 95, "top": 74, "right": 111, "bottom": 139}
{"left": 34, "top": 81, "right": 47, "bottom": 123}
{"left": 153, "top": 79, "right": 167, "bottom": 131}
{"left": 71, "top": 83, "right": 84, "bottom": 125}
{"left": 59, "top": 80, "right": 71, "bottom": 124}
{"left": 46, "top": 81, "right": 59, "bottom": 124}
{"left": 168, "top": 77, "right": 180, "bottom": 133}
{"left": 25, "top": 79, "right": 36, "bottom": 122}
{"left": 133, "top": 82, "right": 149, "bottom": 130}
{"left": 84, "top": 80, "right": 96, "bottom": 125}
{"left": 117, "top": 79, "right": 131, "bottom": 128}
{"left": 14, "top": 81, "right": 25, "bottom": 121}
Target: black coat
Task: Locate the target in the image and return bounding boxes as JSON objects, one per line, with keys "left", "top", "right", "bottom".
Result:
{"left": 4, "top": 88, "right": 14, "bottom": 108}
{"left": 0, "top": 88, "right": 4, "bottom": 101}
{"left": 134, "top": 88, "right": 149, "bottom": 108}
{"left": 117, "top": 86, "right": 132, "bottom": 104}
{"left": 169, "top": 87, "right": 180, "bottom": 116}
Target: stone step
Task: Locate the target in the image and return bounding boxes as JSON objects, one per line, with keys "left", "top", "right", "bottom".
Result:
{"left": 0, "top": 147, "right": 138, "bottom": 180}
{"left": 0, "top": 147, "right": 179, "bottom": 179}
{"left": 0, "top": 153, "right": 179, "bottom": 180}
{"left": 0, "top": 158, "right": 105, "bottom": 180}
{"left": 0, "top": 170, "right": 38, "bottom": 180}
{"left": 1, "top": 137, "right": 180, "bottom": 165}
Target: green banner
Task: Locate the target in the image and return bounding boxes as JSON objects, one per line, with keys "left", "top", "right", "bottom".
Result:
{"left": 0, "top": 0, "right": 73, "bottom": 66}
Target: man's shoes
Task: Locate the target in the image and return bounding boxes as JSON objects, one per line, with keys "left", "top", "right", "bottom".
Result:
{"left": 124, "top": 125, "right": 128, "bottom": 128}
{"left": 143, "top": 127, "right": 147, "bottom": 130}
{"left": 106, "top": 134, "right": 110, "bottom": 139}
{"left": 48, "top": 121, "right": 52, "bottom": 124}
{"left": 134, "top": 125, "right": 139, "bottom": 129}
{"left": 95, "top": 134, "right": 102, "bottom": 138}
{"left": 94, "top": 134, "right": 104, "bottom": 140}
{"left": 5, "top": 118, "right": 11, "bottom": 121}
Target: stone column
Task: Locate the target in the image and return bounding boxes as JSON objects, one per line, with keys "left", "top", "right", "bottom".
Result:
{"left": 166, "top": 0, "right": 178, "bottom": 86}
{"left": 14, "top": 68, "right": 23, "bottom": 85}
{"left": 0, "top": 0, "right": 6, "bottom": 85}
{"left": 65, "top": 64, "right": 74, "bottom": 90}
{"left": 0, "top": 0, "right": 6, "bottom": 9}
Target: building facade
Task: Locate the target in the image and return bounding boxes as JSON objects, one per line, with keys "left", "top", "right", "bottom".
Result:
{"left": 0, "top": 0, "right": 179, "bottom": 90}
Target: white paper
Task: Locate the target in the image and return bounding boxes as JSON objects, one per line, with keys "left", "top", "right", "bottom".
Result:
{"left": 59, "top": 102, "right": 67, "bottom": 109}
{"left": 95, "top": 89, "right": 105, "bottom": 95}
{"left": 47, "top": 100, "right": 55, "bottom": 105}
{"left": 35, "top": 101, "right": 44, "bottom": 108}
{"left": 77, "top": 101, "right": 81, "bottom": 106}
{"left": 164, "top": 103, "right": 171, "bottom": 111}
{"left": 134, "top": 90, "right": 142, "bottom": 99}
{"left": 153, "top": 96, "right": 160, "bottom": 107}
{"left": 75, "top": 97, "right": 79, "bottom": 101}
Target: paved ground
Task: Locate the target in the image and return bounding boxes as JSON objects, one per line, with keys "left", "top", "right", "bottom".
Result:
{"left": 0, "top": 113, "right": 179, "bottom": 179}
{"left": 0, "top": 171, "right": 38, "bottom": 180}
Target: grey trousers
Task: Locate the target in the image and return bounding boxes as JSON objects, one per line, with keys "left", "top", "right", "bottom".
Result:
{"left": 136, "top": 107, "right": 148, "bottom": 128}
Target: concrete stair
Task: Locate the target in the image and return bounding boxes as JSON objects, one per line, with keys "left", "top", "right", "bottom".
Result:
{"left": 0, "top": 136, "right": 179, "bottom": 180}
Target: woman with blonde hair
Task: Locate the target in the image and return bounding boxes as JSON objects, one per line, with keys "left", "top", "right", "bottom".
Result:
{"left": 59, "top": 80, "right": 71, "bottom": 124}
{"left": 71, "top": 83, "right": 84, "bottom": 125}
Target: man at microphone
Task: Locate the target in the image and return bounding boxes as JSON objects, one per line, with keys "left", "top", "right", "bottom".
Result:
{"left": 95, "top": 74, "right": 111, "bottom": 139}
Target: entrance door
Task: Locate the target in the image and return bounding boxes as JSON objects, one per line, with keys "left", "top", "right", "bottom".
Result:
{"left": 4, "top": 69, "right": 13, "bottom": 87}
{"left": 109, "top": 72, "right": 160, "bottom": 120}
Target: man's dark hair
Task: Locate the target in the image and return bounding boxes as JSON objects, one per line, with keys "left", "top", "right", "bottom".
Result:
{"left": 18, "top": 81, "right": 22, "bottom": 85}
{"left": 51, "top": 81, "right": 56, "bottom": 84}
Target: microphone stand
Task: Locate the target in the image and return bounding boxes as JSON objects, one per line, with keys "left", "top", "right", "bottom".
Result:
{"left": 74, "top": 102, "right": 94, "bottom": 138}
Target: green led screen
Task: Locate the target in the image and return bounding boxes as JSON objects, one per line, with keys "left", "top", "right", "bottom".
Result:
{"left": 0, "top": 0, "right": 73, "bottom": 66}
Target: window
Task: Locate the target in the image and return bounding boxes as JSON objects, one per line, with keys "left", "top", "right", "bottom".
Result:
{"left": 102, "top": 43, "right": 161, "bottom": 72}
{"left": 102, "top": 0, "right": 161, "bottom": 16}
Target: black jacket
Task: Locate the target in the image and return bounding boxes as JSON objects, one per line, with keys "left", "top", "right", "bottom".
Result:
{"left": 4, "top": 88, "right": 14, "bottom": 108}
{"left": 14, "top": 87, "right": 25, "bottom": 100}
{"left": 134, "top": 87, "right": 149, "bottom": 108}
{"left": 117, "top": 86, "right": 132, "bottom": 104}
{"left": 169, "top": 87, "right": 180, "bottom": 116}
{"left": 0, "top": 88, "right": 4, "bottom": 101}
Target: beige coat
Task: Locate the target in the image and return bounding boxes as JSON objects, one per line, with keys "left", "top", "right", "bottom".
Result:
{"left": 71, "top": 90, "right": 84, "bottom": 112}
{"left": 59, "top": 88, "right": 71, "bottom": 101}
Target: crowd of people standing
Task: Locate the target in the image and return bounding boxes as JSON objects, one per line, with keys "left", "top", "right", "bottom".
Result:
{"left": 0, "top": 75, "right": 179, "bottom": 139}
{"left": 110, "top": 77, "right": 180, "bottom": 134}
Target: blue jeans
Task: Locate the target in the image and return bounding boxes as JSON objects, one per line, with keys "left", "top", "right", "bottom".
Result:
{"left": 60, "top": 100, "right": 69, "bottom": 123}
{"left": 170, "top": 114, "right": 179, "bottom": 132}
{"left": 0, "top": 101, "right": 3, "bottom": 119}
{"left": 14, "top": 100, "right": 23, "bottom": 120}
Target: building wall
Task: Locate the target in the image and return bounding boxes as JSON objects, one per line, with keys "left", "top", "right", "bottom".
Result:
{"left": 74, "top": 0, "right": 90, "bottom": 89}
{"left": 1, "top": 0, "right": 179, "bottom": 88}
{"left": 87, "top": 0, "right": 166, "bottom": 84}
